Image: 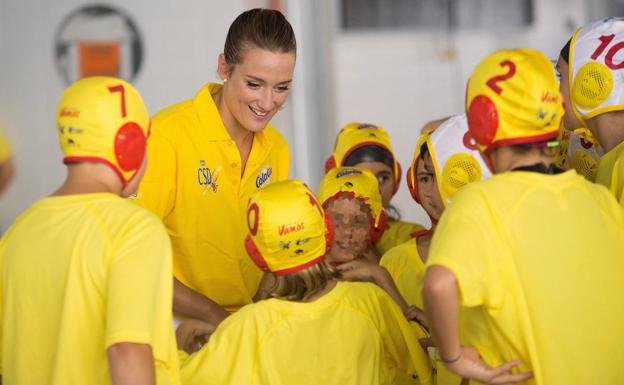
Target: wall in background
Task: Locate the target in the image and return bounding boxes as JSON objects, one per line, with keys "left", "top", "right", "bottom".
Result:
{"left": 0, "top": 0, "right": 614, "bottom": 231}
{"left": 331, "top": 0, "right": 596, "bottom": 226}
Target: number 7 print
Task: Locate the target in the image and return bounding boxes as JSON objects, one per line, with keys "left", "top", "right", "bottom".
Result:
{"left": 108, "top": 85, "right": 127, "bottom": 118}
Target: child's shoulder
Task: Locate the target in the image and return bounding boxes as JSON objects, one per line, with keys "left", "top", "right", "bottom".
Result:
{"left": 340, "top": 281, "right": 396, "bottom": 308}
{"left": 85, "top": 196, "right": 169, "bottom": 239}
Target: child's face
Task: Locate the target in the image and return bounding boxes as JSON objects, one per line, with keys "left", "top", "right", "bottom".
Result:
{"left": 325, "top": 197, "right": 372, "bottom": 264}
{"left": 354, "top": 161, "right": 394, "bottom": 208}
{"left": 416, "top": 152, "right": 444, "bottom": 221}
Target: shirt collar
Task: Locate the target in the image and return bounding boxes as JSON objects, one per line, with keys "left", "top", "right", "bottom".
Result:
{"left": 193, "top": 82, "right": 269, "bottom": 144}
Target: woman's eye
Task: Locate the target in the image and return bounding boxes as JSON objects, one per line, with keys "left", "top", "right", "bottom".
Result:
{"left": 377, "top": 175, "right": 391, "bottom": 184}
{"left": 419, "top": 176, "right": 429, "bottom": 183}
{"left": 247, "top": 82, "right": 260, "bottom": 89}
{"left": 276, "top": 85, "right": 290, "bottom": 92}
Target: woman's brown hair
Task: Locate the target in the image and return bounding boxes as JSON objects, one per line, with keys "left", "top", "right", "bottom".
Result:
{"left": 224, "top": 8, "right": 297, "bottom": 66}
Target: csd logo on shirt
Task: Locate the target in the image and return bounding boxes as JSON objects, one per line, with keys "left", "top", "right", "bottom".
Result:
{"left": 256, "top": 167, "right": 273, "bottom": 189}
{"left": 197, "top": 160, "right": 221, "bottom": 193}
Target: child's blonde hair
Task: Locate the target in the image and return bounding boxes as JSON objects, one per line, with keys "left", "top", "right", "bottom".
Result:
{"left": 268, "top": 261, "right": 341, "bottom": 302}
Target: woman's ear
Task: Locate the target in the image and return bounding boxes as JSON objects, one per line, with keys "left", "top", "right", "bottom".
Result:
{"left": 217, "top": 53, "right": 231, "bottom": 81}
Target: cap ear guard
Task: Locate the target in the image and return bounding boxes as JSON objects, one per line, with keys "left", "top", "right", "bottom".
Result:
{"left": 393, "top": 162, "right": 402, "bottom": 194}
{"left": 467, "top": 94, "right": 499, "bottom": 149}
{"left": 370, "top": 208, "right": 388, "bottom": 244}
{"left": 245, "top": 200, "right": 269, "bottom": 271}
{"left": 440, "top": 153, "right": 483, "bottom": 201}
{"left": 114, "top": 122, "right": 147, "bottom": 172}
{"left": 323, "top": 209, "right": 336, "bottom": 253}
{"left": 572, "top": 61, "right": 614, "bottom": 110}
{"left": 245, "top": 235, "right": 270, "bottom": 273}
{"left": 324, "top": 155, "right": 337, "bottom": 173}
{"left": 406, "top": 163, "right": 421, "bottom": 204}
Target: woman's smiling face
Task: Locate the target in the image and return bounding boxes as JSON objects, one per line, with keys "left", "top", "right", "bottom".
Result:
{"left": 219, "top": 47, "right": 296, "bottom": 133}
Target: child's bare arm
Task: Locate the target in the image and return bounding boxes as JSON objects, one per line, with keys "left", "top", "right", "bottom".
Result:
{"left": 337, "top": 259, "right": 411, "bottom": 313}
{"left": 107, "top": 342, "right": 155, "bottom": 385}
{"left": 173, "top": 278, "right": 229, "bottom": 328}
{"left": 176, "top": 319, "right": 215, "bottom": 354}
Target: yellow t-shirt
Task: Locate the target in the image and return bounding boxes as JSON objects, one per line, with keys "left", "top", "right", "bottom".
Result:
{"left": 596, "top": 140, "right": 624, "bottom": 206}
{"left": 180, "top": 281, "right": 433, "bottom": 385}
{"left": 0, "top": 130, "right": 11, "bottom": 164}
{"left": 381, "top": 239, "right": 464, "bottom": 385}
{"left": 0, "top": 193, "right": 180, "bottom": 384}
{"left": 428, "top": 170, "right": 624, "bottom": 385}
{"left": 134, "top": 83, "right": 290, "bottom": 311}
{"left": 376, "top": 219, "right": 424, "bottom": 256}
{"left": 380, "top": 238, "right": 425, "bottom": 309}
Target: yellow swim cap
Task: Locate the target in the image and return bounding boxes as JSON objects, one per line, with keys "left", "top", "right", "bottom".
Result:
{"left": 466, "top": 49, "right": 563, "bottom": 153}
{"left": 326, "top": 123, "right": 401, "bottom": 192}
{"left": 318, "top": 167, "right": 386, "bottom": 243}
{"left": 568, "top": 17, "right": 624, "bottom": 124}
{"left": 57, "top": 76, "right": 149, "bottom": 185}
{"left": 245, "top": 180, "right": 330, "bottom": 275}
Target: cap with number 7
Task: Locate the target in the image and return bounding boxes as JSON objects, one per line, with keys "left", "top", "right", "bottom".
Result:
{"left": 57, "top": 76, "right": 150, "bottom": 186}
{"left": 466, "top": 48, "right": 564, "bottom": 154}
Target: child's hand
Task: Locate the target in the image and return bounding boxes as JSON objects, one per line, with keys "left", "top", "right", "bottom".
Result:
{"left": 405, "top": 305, "right": 430, "bottom": 334}
{"left": 419, "top": 337, "right": 436, "bottom": 349}
{"left": 176, "top": 319, "right": 216, "bottom": 354}
{"left": 443, "top": 346, "right": 533, "bottom": 385}
{"left": 335, "top": 259, "right": 380, "bottom": 282}
{"left": 404, "top": 305, "right": 427, "bottom": 324}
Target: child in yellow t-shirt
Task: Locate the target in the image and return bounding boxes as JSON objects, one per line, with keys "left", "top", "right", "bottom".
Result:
{"left": 424, "top": 48, "right": 624, "bottom": 384}
{"left": 326, "top": 123, "right": 425, "bottom": 256}
{"left": 178, "top": 179, "right": 432, "bottom": 385}
{"left": 556, "top": 17, "right": 624, "bottom": 203}
{"left": 0, "top": 77, "right": 180, "bottom": 384}
{"left": 316, "top": 167, "right": 421, "bottom": 320}
{"left": 380, "top": 114, "right": 491, "bottom": 385}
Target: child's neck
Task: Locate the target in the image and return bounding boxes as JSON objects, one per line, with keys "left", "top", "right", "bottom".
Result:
{"left": 52, "top": 164, "right": 122, "bottom": 196}
{"left": 416, "top": 233, "right": 432, "bottom": 264}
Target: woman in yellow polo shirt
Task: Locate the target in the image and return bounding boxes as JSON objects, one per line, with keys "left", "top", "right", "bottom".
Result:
{"left": 134, "top": 8, "right": 295, "bottom": 326}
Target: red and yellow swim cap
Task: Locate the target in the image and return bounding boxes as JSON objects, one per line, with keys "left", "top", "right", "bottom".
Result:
{"left": 57, "top": 76, "right": 149, "bottom": 185}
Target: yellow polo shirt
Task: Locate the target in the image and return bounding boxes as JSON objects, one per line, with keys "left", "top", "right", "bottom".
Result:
{"left": 135, "top": 83, "right": 290, "bottom": 312}
{"left": 376, "top": 219, "right": 424, "bottom": 256}
{"left": 596, "top": 141, "right": 624, "bottom": 206}
{"left": 179, "top": 281, "right": 432, "bottom": 385}
{"left": 428, "top": 170, "right": 624, "bottom": 384}
{"left": 0, "top": 193, "right": 179, "bottom": 384}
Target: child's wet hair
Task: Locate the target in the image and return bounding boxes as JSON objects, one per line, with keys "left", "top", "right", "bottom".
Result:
{"left": 268, "top": 261, "right": 341, "bottom": 302}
